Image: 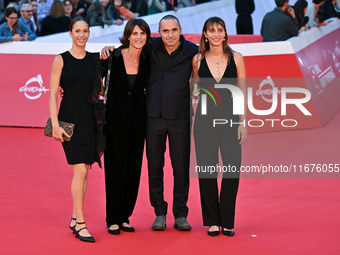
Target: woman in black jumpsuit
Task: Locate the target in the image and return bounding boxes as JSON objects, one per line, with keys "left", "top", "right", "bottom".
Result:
{"left": 192, "top": 16, "right": 247, "bottom": 237}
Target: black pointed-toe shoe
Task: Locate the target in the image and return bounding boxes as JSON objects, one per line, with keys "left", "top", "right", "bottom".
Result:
{"left": 208, "top": 230, "right": 220, "bottom": 237}
{"left": 208, "top": 226, "right": 220, "bottom": 237}
{"left": 74, "top": 222, "right": 95, "bottom": 242}
{"left": 108, "top": 225, "right": 120, "bottom": 235}
{"left": 120, "top": 223, "right": 135, "bottom": 232}
{"left": 222, "top": 229, "right": 235, "bottom": 237}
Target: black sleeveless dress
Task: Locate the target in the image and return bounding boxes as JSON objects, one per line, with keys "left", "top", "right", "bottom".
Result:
{"left": 194, "top": 54, "right": 241, "bottom": 229}
{"left": 58, "top": 51, "right": 97, "bottom": 165}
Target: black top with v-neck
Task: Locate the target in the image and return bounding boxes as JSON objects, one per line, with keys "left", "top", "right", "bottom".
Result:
{"left": 198, "top": 54, "right": 237, "bottom": 81}
{"left": 196, "top": 53, "right": 238, "bottom": 119}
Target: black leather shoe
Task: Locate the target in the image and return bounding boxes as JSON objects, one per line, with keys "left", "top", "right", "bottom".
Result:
{"left": 69, "top": 217, "right": 76, "bottom": 231}
{"left": 120, "top": 223, "right": 135, "bottom": 232}
{"left": 108, "top": 225, "right": 120, "bottom": 235}
{"left": 222, "top": 229, "right": 235, "bottom": 237}
{"left": 74, "top": 222, "right": 95, "bottom": 242}
{"left": 152, "top": 215, "right": 166, "bottom": 230}
{"left": 174, "top": 217, "right": 192, "bottom": 231}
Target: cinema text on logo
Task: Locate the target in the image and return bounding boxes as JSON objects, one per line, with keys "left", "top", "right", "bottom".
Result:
{"left": 19, "top": 74, "right": 49, "bottom": 100}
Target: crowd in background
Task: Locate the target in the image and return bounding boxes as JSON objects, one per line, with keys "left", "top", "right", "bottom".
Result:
{"left": 0, "top": 0, "right": 209, "bottom": 41}
{"left": 0, "top": 0, "right": 340, "bottom": 43}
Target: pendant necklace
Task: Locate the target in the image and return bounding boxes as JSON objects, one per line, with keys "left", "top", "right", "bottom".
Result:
{"left": 125, "top": 51, "right": 139, "bottom": 66}
{"left": 210, "top": 55, "right": 224, "bottom": 72}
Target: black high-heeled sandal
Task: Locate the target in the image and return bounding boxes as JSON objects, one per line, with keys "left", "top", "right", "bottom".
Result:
{"left": 74, "top": 222, "right": 95, "bottom": 243}
{"left": 69, "top": 217, "right": 76, "bottom": 231}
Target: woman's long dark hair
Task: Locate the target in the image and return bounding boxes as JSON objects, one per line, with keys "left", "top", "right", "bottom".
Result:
{"left": 294, "top": 0, "right": 308, "bottom": 28}
{"left": 198, "top": 16, "right": 233, "bottom": 60}
{"left": 5, "top": 7, "right": 19, "bottom": 35}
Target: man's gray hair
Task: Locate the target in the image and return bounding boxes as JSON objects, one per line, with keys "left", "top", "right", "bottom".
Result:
{"left": 20, "top": 3, "right": 31, "bottom": 11}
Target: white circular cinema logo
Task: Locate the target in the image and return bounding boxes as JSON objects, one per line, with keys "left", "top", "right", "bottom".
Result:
{"left": 256, "top": 76, "right": 281, "bottom": 103}
{"left": 19, "top": 74, "right": 49, "bottom": 100}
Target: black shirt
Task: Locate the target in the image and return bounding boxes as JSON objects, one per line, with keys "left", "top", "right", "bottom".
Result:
{"left": 154, "top": 40, "right": 183, "bottom": 69}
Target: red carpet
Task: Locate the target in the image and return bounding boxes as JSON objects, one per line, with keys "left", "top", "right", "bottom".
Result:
{"left": 1, "top": 111, "right": 340, "bottom": 255}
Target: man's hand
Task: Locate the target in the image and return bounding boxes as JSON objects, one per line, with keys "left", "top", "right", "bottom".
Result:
{"left": 115, "top": 19, "right": 123, "bottom": 25}
{"left": 59, "top": 87, "right": 64, "bottom": 97}
{"left": 75, "top": 8, "right": 84, "bottom": 16}
{"left": 287, "top": 6, "right": 295, "bottom": 19}
{"left": 101, "top": 46, "right": 115, "bottom": 60}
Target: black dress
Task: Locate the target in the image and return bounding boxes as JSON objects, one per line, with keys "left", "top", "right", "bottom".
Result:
{"left": 58, "top": 51, "right": 98, "bottom": 165}
{"left": 194, "top": 54, "right": 241, "bottom": 229}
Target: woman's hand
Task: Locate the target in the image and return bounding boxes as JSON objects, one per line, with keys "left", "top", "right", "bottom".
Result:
{"left": 100, "top": 46, "right": 115, "bottom": 60}
{"left": 21, "top": 32, "right": 28, "bottom": 40}
{"left": 191, "top": 82, "right": 200, "bottom": 99}
{"left": 52, "top": 125, "right": 70, "bottom": 143}
{"left": 238, "top": 124, "right": 247, "bottom": 145}
{"left": 12, "top": 34, "right": 23, "bottom": 41}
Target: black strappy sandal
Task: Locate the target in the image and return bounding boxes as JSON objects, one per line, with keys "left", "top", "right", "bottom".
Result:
{"left": 69, "top": 217, "right": 76, "bottom": 231}
{"left": 74, "top": 222, "right": 95, "bottom": 243}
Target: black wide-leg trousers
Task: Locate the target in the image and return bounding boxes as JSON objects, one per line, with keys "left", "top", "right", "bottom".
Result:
{"left": 146, "top": 117, "right": 190, "bottom": 219}
{"left": 194, "top": 117, "right": 241, "bottom": 229}
{"left": 104, "top": 126, "right": 144, "bottom": 227}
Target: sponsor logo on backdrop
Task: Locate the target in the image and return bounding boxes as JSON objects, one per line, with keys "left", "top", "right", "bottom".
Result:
{"left": 307, "top": 64, "right": 336, "bottom": 95}
{"left": 19, "top": 74, "right": 49, "bottom": 100}
{"left": 256, "top": 76, "right": 281, "bottom": 103}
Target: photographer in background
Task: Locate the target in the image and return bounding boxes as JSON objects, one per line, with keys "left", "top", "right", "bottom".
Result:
{"left": 261, "top": 0, "right": 300, "bottom": 42}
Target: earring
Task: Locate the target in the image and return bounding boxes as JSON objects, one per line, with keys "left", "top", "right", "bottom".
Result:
{"left": 205, "top": 38, "right": 208, "bottom": 42}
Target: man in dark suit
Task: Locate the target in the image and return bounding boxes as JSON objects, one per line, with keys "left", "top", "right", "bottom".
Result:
{"left": 146, "top": 15, "right": 197, "bottom": 231}
{"left": 101, "top": 15, "right": 197, "bottom": 231}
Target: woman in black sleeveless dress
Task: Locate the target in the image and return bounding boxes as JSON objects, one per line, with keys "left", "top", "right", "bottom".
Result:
{"left": 49, "top": 17, "right": 99, "bottom": 243}
{"left": 192, "top": 17, "right": 247, "bottom": 237}
{"left": 102, "top": 19, "right": 150, "bottom": 235}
